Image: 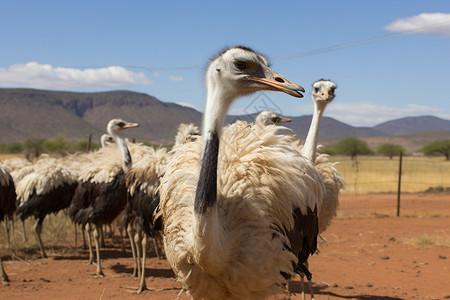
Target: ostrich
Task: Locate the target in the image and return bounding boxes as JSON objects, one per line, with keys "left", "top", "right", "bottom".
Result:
{"left": 100, "top": 134, "right": 115, "bottom": 148}
{"left": 124, "top": 122, "right": 199, "bottom": 294}
{"left": 15, "top": 157, "right": 78, "bottom": 258}
{"left": 0, "top": 167, "right": 16, "bottom": 283}
{"left": 69, "top": 118, "right": 139, "bottom": 277}
{"left": 159, "top": 46, "right": 325, "bottom": 299}
{"left": 124, "top": 146, "right": 168, "bottom": 293}
{"left": 301, "top": 79, "right": 336, "bottom": 163}
{"left": 72, "top": 134, "right": 116, "bottom": 250}
{"left": 298, "top": 79, "right": 344, "bottom": 300}
{"left": 254, "top": 110, "right": 292, "bottom": 127}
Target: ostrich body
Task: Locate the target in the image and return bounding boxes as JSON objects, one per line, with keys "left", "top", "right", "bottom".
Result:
{"left": 0, "top": 167, "right": 16, "bottom": 283}
{"left": 124, "top": 146, "right": 168, "bottom": 293}
{"left": 124, "top": 123, "right": 199, "bottom": 293}
{"left": 69, "top": 118, "right": 138, "bottom": 277}
{"left": 160, "top": 47, "right": 324, "bottom": 299}
{"left": 15, "top": 158, "right": 78, "bottom": 258}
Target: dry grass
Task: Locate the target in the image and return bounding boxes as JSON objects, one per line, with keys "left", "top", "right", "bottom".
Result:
{"left": 403, "top": 233, "right": 450, "bottom": 247}
{"left": 0, "top": 211, "right": 78, "bottom": 259}
{"left": 329, "top": 155, "right": 450, "bottom": 193}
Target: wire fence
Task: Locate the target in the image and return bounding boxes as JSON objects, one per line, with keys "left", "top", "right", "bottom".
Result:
{"left": 329, "top": 155, "right": 450, "bottom": 194}
{"left": 328, "top": 155, "right": 450, "bottom": 217}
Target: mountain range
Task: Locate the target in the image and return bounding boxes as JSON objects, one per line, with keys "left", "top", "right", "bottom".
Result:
{"left": 1, "top": 88, "right": 449, "bottom": 152}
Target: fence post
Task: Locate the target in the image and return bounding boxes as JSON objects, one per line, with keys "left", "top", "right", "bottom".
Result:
{"left": 86, "top": 134, "right": 92, "bottom": 153}
{"left": 396, "top": 151, "right": 403, "bottom": 217}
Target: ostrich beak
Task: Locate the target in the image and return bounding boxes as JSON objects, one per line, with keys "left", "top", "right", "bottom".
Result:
{"left": 278, "top": 117, "right": 292, "bottom": 123}
{"left": 124, "top": 122, "right": 140, "bottom": 129}
{"left": 247, "top": 71, "right": 305, "bottom": 98}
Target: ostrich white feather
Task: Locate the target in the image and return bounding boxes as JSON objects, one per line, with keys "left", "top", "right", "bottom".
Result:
{"left": 160, "top": 121, "right": 324, "bottom": 299}
{"left": 15, "top": 163, "right": 77, "bottom": 202}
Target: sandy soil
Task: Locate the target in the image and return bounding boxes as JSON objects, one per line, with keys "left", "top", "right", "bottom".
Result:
{"left": 1, "top": 193, "right": 449, "bottom": 300}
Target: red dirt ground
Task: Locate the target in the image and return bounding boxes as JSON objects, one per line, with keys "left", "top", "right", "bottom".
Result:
{"left": 1, "top": 193, "right": 449, "bottom": 300}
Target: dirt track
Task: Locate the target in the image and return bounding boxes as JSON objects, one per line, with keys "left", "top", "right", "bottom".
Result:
{"left": 1, "top": 194, "right": 449, "bottom": 300}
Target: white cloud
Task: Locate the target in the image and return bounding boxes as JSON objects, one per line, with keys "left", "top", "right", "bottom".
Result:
{"left": 385, "top": 13, "right": 450, "bottom": 37}
{"left": 0, "top": 62, "right": 152, "bottom": 90}
{"left": 170, "top": 75, "right": 183, "bottom": 82}
{"left": 176, "top": 101, "right": 199, "bottom": 110}
{"left": 153, "top": 72, "right": 160, "bottom": 78}
{"left": 326, "top": 102, "right": 447, "bottom": 126}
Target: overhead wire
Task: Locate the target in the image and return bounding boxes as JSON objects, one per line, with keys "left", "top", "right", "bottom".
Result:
{"left": 70, "top": 20, "right": 450, "bottom": 71}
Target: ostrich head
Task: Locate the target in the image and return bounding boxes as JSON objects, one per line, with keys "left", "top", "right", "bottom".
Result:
{"left": 100, "top": 134, "right": 115, "bottom": 148}
{"left": 196, "top": 46, "right": 304, "bottom": 214}
{"left": 255, "top": 110, "right": 292, "bottom": 126}
{"left": 311, "top": 79, "right": 337, "bottom": 105}
{"left": 107, "top": 119, "right": 139, "bottom": 136}
{"left": 203, "top": 46, "right": 304, "bottom": 136}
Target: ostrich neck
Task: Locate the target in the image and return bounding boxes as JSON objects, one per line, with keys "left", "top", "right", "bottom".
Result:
{"left": 302, "top": 103, "right": 326, "bottom": 162}
{"left": 112, "top": 133, "right": 132, "bottom": 173}
{"left": 194, "top": 84, "right": 234, "bottom": 215}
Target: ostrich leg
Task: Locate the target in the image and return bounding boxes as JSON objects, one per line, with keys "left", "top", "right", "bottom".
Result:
{"left": 81, "top": 224, "right": 87, "bottom": 249}
{"left": 134, "top": 226, "right": 143, "bottom": 282}
{"left": 119, "top": 223, "right": 126, "bottom": 255}
{"left": 93, "top": 224, "right": 105, "bottom": 277}
{"left": 21, "top": 219, "right": 27, "bottom": 243}
{"left": 1, "top": 258, "right": 9, "bottom": 283}
{"left": 34, "top": 217, "right": 47, "bottom": 258}
{"left": 85, "top": 223, "right": 94, "bottom": 265}
{"left": 127, "top": 223, "right": 138, "bottom": 278}
{"left": 137, "top": 234, "right": 148, "bottom": 294}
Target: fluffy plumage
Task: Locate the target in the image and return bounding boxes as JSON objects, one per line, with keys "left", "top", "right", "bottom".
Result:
{"left": 161, "top": 122, "right": 324, "bottom": 299}
{"left": 314, "top": 154, "right": 345, "bottom": 233}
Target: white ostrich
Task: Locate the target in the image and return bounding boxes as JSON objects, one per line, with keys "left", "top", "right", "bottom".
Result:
{"left": 298, "top": 79, "right": 345, "bottom": 300}
{"left": 69, "top": 118, "right": 139, "bottom": 277}
{"left": 160, "top": 46, "right": 325, "bottom": 299}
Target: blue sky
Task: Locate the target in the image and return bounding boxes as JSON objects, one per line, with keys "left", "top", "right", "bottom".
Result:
{"left": 1, "top": 0, "right": 450, "bottom": 127}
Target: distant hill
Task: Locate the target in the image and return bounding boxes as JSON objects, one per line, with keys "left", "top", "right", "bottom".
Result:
{"left": 1, "top": 88, "right": 449, "bottom": 152}
{"left": 0, "top": 88, "right": 202, "bottom": 144}
{"left": 373, "top": 116, "right": 450, "bottom": 136}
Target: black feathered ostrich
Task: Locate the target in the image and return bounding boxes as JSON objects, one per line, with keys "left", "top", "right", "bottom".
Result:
{"left": 0, "top": 167, "right": 16, "bottom": 283}
{"left": 69, "top": 118, "right": 138, "bottom": 277}
{"left": 15, "top": 157, "right": 78, "bottom": 258}
{"left": 124, "top": 122, "right": 199, "bottom": 294}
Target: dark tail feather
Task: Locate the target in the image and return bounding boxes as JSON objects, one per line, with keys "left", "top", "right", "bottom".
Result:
{"left": 296, "top": 262, "right": 312, "bottom": 281}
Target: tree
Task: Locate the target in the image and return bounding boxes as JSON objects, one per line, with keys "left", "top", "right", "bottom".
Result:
{"left": 43, "top": 135, "right": 70, "bottom": 153}
{"left": 334, "top": 137, "right": 373, "bottom": 159}
{"left": 423, "top": 139, "right": 450, "bottom": 160}
{"left": 24, "top": 137, "right": 46, "bottom": 158}
{"left": 377, "top": 143, "right": 405, "bottom": 159}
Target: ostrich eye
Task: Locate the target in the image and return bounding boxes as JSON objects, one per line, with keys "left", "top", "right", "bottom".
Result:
{"left": 118, "top": 122, "right": 126, "bottom": 127}
{"left": 234, "top": 61, "right": 247, "bottom": 70}
{"left": 272, "top": 117, "right": 280, "bottom": 123}
{"left": 314, "top": 87, "right": 319, "bottom": 93}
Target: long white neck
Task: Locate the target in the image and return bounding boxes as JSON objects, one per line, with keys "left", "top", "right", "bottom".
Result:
{"left": 111, "top": 132, "right": 132, "bottom": 173}
{"left": 195, "top": 76, "right": 235, "bottom": 215}
{"left": 301, "top": 102, "right": 326, "bottom": 162}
